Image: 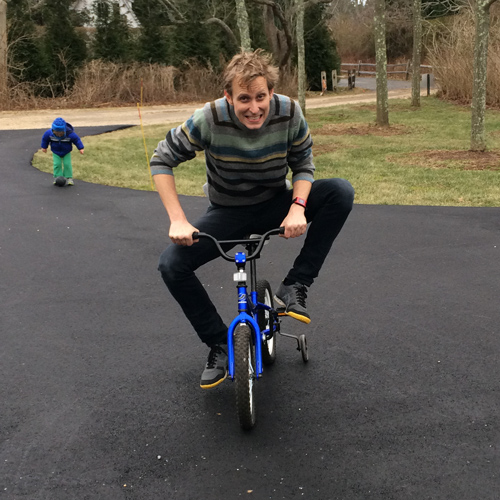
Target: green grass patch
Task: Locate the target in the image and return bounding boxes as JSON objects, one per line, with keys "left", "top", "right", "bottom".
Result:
{"left": 32, "top": 97, "right": 500, "bottom": 206}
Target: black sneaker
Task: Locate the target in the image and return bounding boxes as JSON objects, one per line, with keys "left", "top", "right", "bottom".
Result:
{"left": 274, "top": 281, "right": 311, "bottom": 324}
{"left": 200, "top": 344, "right": 228, "bottom": 389}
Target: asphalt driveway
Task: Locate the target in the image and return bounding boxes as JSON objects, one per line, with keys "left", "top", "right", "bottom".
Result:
{"left": 1, "top": 127, "right": 499, "bottom": 499}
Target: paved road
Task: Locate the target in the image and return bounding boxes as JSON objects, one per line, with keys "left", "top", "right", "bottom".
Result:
{"left": 0, "top": 78, "right": 434, "bottom": 130}
{"left": 337, "top": 76, "right": 435, "bottom": 91}
{"left": 1, "top": 127, "right": 499, "bottom": 499}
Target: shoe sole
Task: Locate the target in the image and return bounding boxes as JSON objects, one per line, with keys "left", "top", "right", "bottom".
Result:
{"left": 200, "top": 370, "right": 227, "bottom": 389}
{"left": 274, "top": 295, "right": 311, "bottom": 324}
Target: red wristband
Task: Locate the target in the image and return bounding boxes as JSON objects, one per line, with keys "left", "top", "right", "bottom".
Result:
{"left": 292, "top": 197, "right": 307, "bottom": 208}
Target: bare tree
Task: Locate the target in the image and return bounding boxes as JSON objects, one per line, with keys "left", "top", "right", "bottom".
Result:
{"left": 411, "top": 0, "right": 422, "bottom": 107}
{"left": 204, "top": 17, "right": 239, "bottom": 46}
{"left": 374, "top": 0, "right": 389, "bottom": 126}
{"left": 295, "top": 0, "right": 306, "bottom": 112}
{"left": 470, "top": 0, "right": 498, "bottom": 151}
{"left": 251, "top": 0, "right": 293, "bottom": 68}
{"left": 0, "top": 0, "right": 7, "bottom": 102}
{"left": 249, "top": 0, "right": 331, "bottom": 69}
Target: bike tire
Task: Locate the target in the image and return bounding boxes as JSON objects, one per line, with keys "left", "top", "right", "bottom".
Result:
{"left": 234, "top": 323, "right": 256, "bottom": 430}
{"left": 299, "top": 334, "right": 308, "bottom": 363}
{"left": 257, "top": 279, "right": 277, "bottom": 366}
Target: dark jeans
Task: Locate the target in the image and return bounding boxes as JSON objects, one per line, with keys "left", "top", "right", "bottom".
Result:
{"left": 158, "top": 178, "right": 354, "bottom": 346}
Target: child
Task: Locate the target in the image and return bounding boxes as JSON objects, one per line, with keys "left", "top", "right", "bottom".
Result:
{"left": 41, "top": 117, "right": 84, "bottom": 186}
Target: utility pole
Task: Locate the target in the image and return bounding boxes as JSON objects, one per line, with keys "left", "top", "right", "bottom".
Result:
{"left": 0, "top": 0, "right": 7, "bottom": 104}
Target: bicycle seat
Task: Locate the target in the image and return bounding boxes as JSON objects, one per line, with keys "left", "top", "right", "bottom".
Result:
{"left": 247, "top": 234, "right": 269, "bottom": 246}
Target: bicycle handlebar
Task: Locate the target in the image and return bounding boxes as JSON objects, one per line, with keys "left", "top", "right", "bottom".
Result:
{"left": 193, "top": 227, "right": 285, "bottom": 262}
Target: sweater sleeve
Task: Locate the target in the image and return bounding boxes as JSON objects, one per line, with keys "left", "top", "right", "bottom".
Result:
{"left": 288, "top": 103, "right": 315, "bottom": 184}
{"left": 41, "top": 130, "right": 51, "bottom": 149}
{"left": 70, "top": 133, "right": 84, "bottom": 150}
{"left": 150, "top": 108, "right": 209, "bottom": 176}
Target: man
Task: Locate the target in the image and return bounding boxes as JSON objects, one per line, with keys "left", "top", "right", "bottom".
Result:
{"left": 151, "top": 49, "right": 354, "bottom": 389}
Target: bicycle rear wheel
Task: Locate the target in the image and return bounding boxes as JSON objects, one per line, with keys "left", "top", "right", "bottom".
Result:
{"left": 257, "top": 279, "right": 276, "bottom": 366}
{"left": 234, "top": 323, "right": 256, "bottom": 430}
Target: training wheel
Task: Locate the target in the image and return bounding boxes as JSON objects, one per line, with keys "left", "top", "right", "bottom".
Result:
{"left": 298, "top": 334, "right": 308, "bottom": 363}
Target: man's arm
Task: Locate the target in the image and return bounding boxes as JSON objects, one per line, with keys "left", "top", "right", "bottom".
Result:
{"left": 280, "top": 179, "right": 312, "bottom": 239}
{"left": 151, "top": 109, "right": 210, "bottom": 246}
{"left": 154, "top": 174, "right": 199, "bottom": 246}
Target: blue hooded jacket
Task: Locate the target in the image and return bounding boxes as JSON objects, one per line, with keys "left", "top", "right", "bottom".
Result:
{"left": 41, "top": 118, "right": 84, "bottom": 157}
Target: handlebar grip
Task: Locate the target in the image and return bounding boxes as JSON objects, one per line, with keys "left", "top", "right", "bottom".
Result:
{"left": 279, "top": 226, "right": 285, "bottom": 235}
{"left": 192, "top": 231, "right": 199, "bottom": 239}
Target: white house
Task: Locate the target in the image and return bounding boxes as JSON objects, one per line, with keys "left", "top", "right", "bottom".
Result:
{"left": 73, "top": 0, "right": 140, "bottom": 28}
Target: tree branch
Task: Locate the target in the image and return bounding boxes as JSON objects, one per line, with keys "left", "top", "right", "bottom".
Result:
{"left": 204, "top": 17, "right": 238, "bottom": 46}
{"left": 303, "top": 0, "right": 333, "bottom": 9}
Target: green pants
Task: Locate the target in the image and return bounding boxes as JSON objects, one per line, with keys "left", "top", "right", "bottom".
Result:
{"left": 52, "top": 153, "right": 73, "bottom": 179}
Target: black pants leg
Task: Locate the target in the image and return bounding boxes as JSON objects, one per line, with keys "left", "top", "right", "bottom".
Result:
{"left": 158, "top": 178, "right": 354, "bottom": 346}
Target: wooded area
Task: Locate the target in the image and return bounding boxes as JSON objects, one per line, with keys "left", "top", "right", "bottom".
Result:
{"left": 1, "top": 0, "right": 500, "bottom": 150}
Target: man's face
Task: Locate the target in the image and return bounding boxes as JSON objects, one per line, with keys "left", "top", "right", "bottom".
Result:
{"left": 224, "top": 76, "right": 274, "bottom": 130}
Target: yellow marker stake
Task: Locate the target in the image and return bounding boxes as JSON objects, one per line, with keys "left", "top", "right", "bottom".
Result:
{"left": 137, "top": 102, "right": 155, "bottom": 190}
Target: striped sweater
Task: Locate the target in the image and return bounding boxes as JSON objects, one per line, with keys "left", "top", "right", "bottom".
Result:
{"left": 150, "top": 93, "right": 315, "bottom": 206}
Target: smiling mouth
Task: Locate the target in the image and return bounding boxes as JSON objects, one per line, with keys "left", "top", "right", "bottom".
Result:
{"left": 245, "top": 114, "right": 262, "bottom": 122}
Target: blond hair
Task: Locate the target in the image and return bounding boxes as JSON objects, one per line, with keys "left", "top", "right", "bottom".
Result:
{"left": 223, "top": 49, "right": 279, "bottom": 95}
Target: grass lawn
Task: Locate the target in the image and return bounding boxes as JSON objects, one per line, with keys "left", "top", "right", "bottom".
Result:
{"left": 32, "top": 96, "right": 500, "bottom": 207}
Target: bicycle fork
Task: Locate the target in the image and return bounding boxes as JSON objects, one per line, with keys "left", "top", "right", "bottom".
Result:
{"left": 227, "top": 251, "right": 263, "bottom": 380}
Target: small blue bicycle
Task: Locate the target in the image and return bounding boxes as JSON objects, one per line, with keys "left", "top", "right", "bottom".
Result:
{"left": 193, "top": 227, "right": 308, "bottom": 430}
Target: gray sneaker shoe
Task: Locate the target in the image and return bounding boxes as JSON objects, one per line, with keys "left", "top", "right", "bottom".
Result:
{"left": 274, "top": 281, "right": 311, "bottom": 324}
{"left": 67, "top": 178, "right": 74, "bottom": 186}
{"left": 200, "top": 344, "right": 228, "bottom": 389}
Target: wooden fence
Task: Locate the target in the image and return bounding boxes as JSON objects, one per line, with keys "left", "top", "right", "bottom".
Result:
{"left": 341, "top": 61, "right": 432, "bottom": 80}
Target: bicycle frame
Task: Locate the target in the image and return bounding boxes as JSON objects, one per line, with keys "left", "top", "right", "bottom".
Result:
{"left": 193, "top": 228, "right": 283, "bottom": 380}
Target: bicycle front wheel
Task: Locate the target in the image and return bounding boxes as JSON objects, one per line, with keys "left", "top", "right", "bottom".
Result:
{"left": 234, "top": 323, "right": 256, "bottom": 430}
{"left": 257, "top": 279, "right": 277, "bottom": 365}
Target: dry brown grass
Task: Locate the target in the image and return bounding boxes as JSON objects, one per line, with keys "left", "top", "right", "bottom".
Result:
{"left": 315, "top": 122, "right": 409, "bottom": 136}
{"left": 3, "top": 60, "right": 298, "bottom": 111}
{"left": 427, "top": 8, "right": 500, "bottom": 107}
{"left": 69, "top": 60, "right": 178, "bottom": 106}
{"left": 388, "top": 149, "right": 500, "bottom": 171}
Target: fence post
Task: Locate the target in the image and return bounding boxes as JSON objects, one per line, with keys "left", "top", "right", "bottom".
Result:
{"left": 405, "top": 60, "right": 411, "bottom": 80}
{"left": 332, "top": 69, "right": 338, "bottom": 90}
{"left": 357, "top": 60, "right": 362, "bottom": 76}
{"left": 348, "top": 70, "right": 356, "bottom": 90}
{"left": 320, "top": 71, "right": 327, "bottom": 95}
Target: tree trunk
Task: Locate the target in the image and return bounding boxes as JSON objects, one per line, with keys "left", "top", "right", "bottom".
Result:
{"left": 235, "top": 0, "right": 252, "bottom": 51}
{"left": 411, "top": 0, "right": 422, "bottom": 107}
{"left": 259, "top": 2, "right": 292, "bottom": 69}
{"left": 470, "top": 0, "right": 492, "bottom": 152}
{"left": 0, "top": 0, "right": 7, "bottom": 104}
{"left": 262, "top": 5, "right": 280, "bottom": 59}
{"left": 374, "top": 0, "right": 389, "bottom": 126}
{"left": 296, "top": 0, "right": 306, "bottom": 114}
